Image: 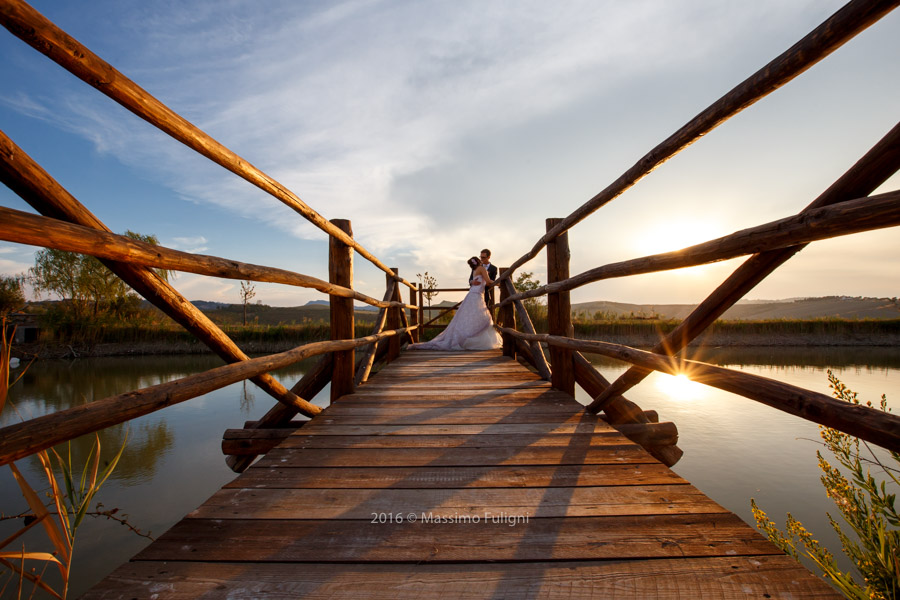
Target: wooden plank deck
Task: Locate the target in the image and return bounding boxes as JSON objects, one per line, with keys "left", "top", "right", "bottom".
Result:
{"left": 84, "top": 349, "right": 839, "bottom": 598}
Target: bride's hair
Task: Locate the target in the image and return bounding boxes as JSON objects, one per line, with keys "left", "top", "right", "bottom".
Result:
{"left": 467, "top": 256, "right": 480, "bottom": 269}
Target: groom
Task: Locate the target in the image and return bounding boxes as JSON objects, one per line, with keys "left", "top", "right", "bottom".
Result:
{"left": 470, "top": 248, "right": 498, "bottom": 313}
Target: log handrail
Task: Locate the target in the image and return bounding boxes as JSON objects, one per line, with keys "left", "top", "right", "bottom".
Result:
{"left": 1, "top": 0, "right": 898, "bottom": 475}
{"left": 500, "top": 329, "right": 900, "bottom": 454}
{"left": 500, "top": 189, "right": 900, "bottom": 306}
{"left": 589, "top": 120, "right": 900, "bottom": 410}
{"left": 0, "top": 205, "right": 419, "bottom": 311}
{"left": 0, "top": 326, "right": 416, "bottom": 466}
{"left": 0, "top": 130, "right": 309, "bottom": 413}
{"left": 0, "top": 0, "right": 414, "bottom": 291}
{"left": 497, "top": 0, "right": 898, "bottom": 282}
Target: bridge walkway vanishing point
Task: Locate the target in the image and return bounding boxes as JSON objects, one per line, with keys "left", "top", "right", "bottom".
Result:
{"left": 84, "top": 349, "right": 839, "bottom": 599}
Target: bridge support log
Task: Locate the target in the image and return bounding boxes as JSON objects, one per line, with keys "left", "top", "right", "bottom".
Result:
{"left": 409, "top": 283, "right": 419, "bottom": 343}
{"left": 387, "top": 268, "right": 402, "bottom": 363}
{"left": 573, "top": 352, "right": 683, "bottom": 467}
{"left": 547, "top": 218, "right": 574, "bottom": 396}
{"left": 498, "top": 267, "right": 516, "bottom": 359}
{"left": 355, "top": 283, "right": 395, "bottom": 385}
{"left": 330, "top": 219, "right": 355, "bottom": 403}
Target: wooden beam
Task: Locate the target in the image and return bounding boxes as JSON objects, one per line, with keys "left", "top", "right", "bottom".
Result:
{"left": 225, "top": 353, "right": 334, "bottom": 472}
{"left": 0, "top": 130, "right": 308, "bottom": 414}
{"left": 498, "top": 267, "right": 516, "bottom": 358}
{"left": 546, "top": 218, "right": 574, "bottom": 395}
{"left": 0, "top": 328, "right": 413, "bottom": 466}
{"left": 615, "top": 422, "right": 678, "bottom": 447}
{"left": 222, "top": 428, "right": 297, "bottom": 457}
{"left": 573, "top": 352, "right": 683, "bottom": 468}
{"left": 354, "top": 284, "right": 394, "bottom": 386}
{"left": 502, "top": 329, "right": 900, "bottom": 454}
{"left": 496, "top": 0, "right": 898, "bottom": 282}
{"left": 329, "top": 219, "right": 355, "bottom": 403}
{"left": 501, "top": 190, "right": 900, "bottom": 305}
{"left": 408, "top": 283, "right": 419, "bottom": 343}
{"left": 0, "top": 205, "right": 411, "bottom": 310}
{"left": 387, "top": 269, "right": 401, "bottom": 363}
{"left": 0, "top": 0, "right": 416, "bottom": 290}
{"left": 502, "top": 279, "right": 551, "bottom": 381}
{"left": 590, "top": 121, "right": 900, "bottom": 410}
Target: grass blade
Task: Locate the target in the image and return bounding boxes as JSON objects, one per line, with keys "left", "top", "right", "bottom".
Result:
{"left": 0, "top": 556, "right": 63, "bottom": 600}
{"left": 0, "top": 513, "right": 48, "bottom": 551}
{"left": 34, "top": 452, "right": 73, "bottom": 557}
{"left": 0, "top": 551, "right": 61, "bottom": 564}
{"left": 7, "top": 462, "right": 70, "bottom": 572}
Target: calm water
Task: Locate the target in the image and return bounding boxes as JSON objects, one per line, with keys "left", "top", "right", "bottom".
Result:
{"left": 2, "top": 347, "right": 899, "bottom": 597}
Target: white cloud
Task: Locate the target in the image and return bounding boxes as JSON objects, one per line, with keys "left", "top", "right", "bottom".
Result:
{"left": 170, "top": 236, "right": 209, "bottom": 254}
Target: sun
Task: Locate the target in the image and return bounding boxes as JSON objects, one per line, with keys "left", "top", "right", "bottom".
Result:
{"left": 655, "top": 372, "right": 708, "bottom": 401}
{"left": 633, "top": 219, "right": 723, "bottom": 256}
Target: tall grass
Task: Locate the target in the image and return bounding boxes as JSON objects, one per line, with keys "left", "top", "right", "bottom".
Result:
{"left": 1, "top": 317, "right": 132, "bottom": 599}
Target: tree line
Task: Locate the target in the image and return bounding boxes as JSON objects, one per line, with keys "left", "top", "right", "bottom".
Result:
{"left": 1, "top": 231, "right": 169, "bottom": 326}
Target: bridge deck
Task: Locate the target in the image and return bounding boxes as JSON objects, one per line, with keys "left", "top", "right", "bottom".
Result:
{"left": 85, "top": 350, "right": 838, "bottom": 598}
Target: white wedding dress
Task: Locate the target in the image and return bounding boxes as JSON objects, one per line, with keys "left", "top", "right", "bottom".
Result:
{"left": 411, "top": 275, "right": 501, "bottom": 351}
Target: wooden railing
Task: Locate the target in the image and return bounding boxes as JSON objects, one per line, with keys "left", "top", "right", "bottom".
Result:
{"left": 2, "top": 0, "right": 899, "bottom": 476}
{"left": 489, "top": 0, "right": 900, "bottom": 464}
{"left": 0, "top": 0, "right": 420, "bottom": 472}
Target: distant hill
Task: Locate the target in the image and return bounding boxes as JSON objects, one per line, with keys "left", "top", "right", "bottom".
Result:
{"left": 572, "top": 296, "right": 900, "bottom": 321}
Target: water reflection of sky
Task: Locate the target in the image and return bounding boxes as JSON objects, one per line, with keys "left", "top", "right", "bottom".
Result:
{"left": 2, "top": 349, "right": 898, "bottom": 596}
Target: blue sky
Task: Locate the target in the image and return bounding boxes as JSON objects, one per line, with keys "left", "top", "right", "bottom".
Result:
{"left": 1, "top": 0, "right": 898, "bottom": 307}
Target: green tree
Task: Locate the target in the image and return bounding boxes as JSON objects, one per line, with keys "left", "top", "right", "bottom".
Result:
{"left": 0, "top": 274, "right": 26, "bottom": 316}
{"left": 29, "top": 231, "right": 167, "bottom": 319}
{"left": 514, "top": 270, "right": 544, "bottom": 306}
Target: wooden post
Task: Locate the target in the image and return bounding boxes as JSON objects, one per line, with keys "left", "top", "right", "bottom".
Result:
{"left": 409, "top": 283, "right": 419, "bottom": 343}
{"left": 329, "top": 219, "right": 354, "bottom": 402}
{"left": 498, "top": 267, "right": 516, "bottom": 358}
{"left": 387, "top": 269, "right": 401, "bottom": 362}
{"left": 418, "top": 286, "right": 425, "bottom": 342}
{"left": 546, "top": 218, "right": 574, "bottom": 395}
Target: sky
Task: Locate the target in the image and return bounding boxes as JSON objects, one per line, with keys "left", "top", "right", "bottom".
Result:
{"left": 1, "top": 0, "right": 898, "bottom": 308}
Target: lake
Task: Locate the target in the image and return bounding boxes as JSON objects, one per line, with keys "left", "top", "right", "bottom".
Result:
{"left": 2, "top": 347, "right": 899, "bottom": 598}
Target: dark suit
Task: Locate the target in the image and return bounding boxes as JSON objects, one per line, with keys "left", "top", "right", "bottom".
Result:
{"left": 470, "top": 263, "right": 498, "bottom": 309}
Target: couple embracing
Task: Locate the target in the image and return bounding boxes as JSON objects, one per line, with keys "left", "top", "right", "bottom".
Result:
{"left": 410, "top": 249, "right": 502, "bottom": 351}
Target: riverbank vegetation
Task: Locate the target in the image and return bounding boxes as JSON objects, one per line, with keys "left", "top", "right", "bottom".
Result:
{"left": 752, "top": 373, "right": 899, "bottom": 599}
{"left": 12, "top": 300, "right": 900, "bottom": 357}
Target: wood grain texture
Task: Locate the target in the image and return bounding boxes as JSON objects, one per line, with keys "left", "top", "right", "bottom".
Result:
{"left": 83, "top": 556, "right": 841, "bottom": 599}
{"left": 138, "top": 514, "right": 767, "bottom": 562}
{"left": 85, "top": 349, "right": 833, "bottom": 596}
{"left": 228, "top": 463, "right": 688, "bottom": 489}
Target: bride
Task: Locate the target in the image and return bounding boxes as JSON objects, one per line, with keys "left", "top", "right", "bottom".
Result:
{"left": 410, "top": 257, "right": 502, "bottom": 351}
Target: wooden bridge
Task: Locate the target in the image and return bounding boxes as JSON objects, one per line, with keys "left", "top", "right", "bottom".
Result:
{"left": 1, "top": 0, "right": 899, "bottom": 597}
{"left": 86, "top": 350, "right": 838, "bottom": 598}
